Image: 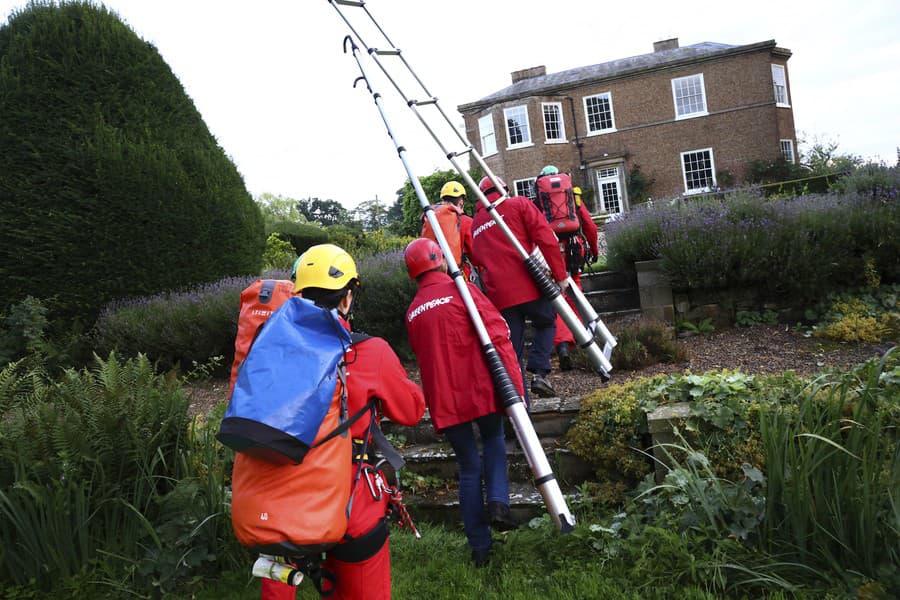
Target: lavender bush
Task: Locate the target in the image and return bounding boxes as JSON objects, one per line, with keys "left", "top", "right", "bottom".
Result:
{"left": 606, "top": 188, "right": 899, "bottom": 301}
{"left": 94, "top": 251, "right": 419, "bottom": 376}
{"left": 94, "top": 271, "right": 289, "bottom": 375}
{"left": 351, "top": 250, "right": 417, "bottom": 360}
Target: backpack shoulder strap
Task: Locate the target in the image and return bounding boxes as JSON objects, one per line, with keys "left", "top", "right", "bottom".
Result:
{"left": 350, "top": 331, "right": 372, "bottom": 344}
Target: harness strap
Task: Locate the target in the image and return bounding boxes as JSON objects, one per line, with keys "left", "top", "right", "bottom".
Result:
{"left": 313, "top": 398, "right": 376, "bottom": 449}
{"left": 331, "top": 519, "right": 390, "bottom": 563}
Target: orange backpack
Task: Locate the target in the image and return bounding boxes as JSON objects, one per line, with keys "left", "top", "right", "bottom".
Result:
{"left": 421, "top": 203, "right": 463, "bottom": 265}
{"left": 223, "top": 297, "right": 363, "bottom": 556}
{"left": 228, "top": 279, "right": 295, "bottom": 397}
{"left": 230, "top": 381, "right": 352, "bottom": 555}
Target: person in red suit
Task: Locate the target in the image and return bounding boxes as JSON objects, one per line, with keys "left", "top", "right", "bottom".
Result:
{"left": 404, "top": 238, "right": 521, "bottom": 567}
{"left": 469, "top": 176, "right": 569, "bottom": 400}
{"left": 420, "top": 180, "right": 476, "bottom": 282}
{"left": 260, "top": 244, "right": 425, "bottom": 600}
{"left": 548, "top": 184, "right": 600, "bottom": 370}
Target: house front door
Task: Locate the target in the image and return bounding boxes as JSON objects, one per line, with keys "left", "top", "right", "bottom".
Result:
{"left": 595, "top": 167, "right": 624, "bottom": 216}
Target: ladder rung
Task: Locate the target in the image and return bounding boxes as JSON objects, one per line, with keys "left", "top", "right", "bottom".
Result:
{"left": 448, "top": 147, "right": 475, "bottom": 159}
{"left": 411, "top": 98, "right": 438, "bottom": 106}
{"left": 332, "top": 0, "right": 364, "bottom": 7}
{"left": 372, "top": 48, "right": 401, "bottom": 56}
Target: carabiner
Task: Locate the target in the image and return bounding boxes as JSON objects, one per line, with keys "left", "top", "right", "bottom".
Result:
{"left": 362, "top": 465, "right": 383, "bottom": 501}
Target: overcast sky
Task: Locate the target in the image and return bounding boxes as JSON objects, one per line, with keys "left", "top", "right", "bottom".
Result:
{"left": 2, "top": 0, "right": 898, "bottom": 210}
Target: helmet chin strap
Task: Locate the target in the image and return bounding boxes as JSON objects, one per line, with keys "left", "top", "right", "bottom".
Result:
{"left": 337, "top": 288, "right": 354, "bottom": 321}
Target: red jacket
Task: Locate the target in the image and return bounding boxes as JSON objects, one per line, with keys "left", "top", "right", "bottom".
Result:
{"left": 405, "top": 271, "right": 524, "bottom": 432}
{"left": 460, "top": 213, "right": 474, "bottom": 259}
{"left": 577, "top": 201, "right": 599, "bottom": 256}
{"left": 342, "top": 323, "right": 425, "bottom": 439}
{"left": 470, "top": 194, "right": 567, "bottom": 310}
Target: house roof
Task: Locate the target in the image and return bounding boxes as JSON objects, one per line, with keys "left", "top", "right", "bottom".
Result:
{"left": 459, "top": 39, "right": 788, "bottom": 112}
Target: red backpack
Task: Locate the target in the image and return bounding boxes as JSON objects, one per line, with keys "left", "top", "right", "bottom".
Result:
{"left": 536, "top": 172, "right": 579, "bottom": 235}
{"left": 228, "top": 279, "right": 295, "bottom": 397}
{"left": 421, "top": 203, "right": 463, "bottom": 265}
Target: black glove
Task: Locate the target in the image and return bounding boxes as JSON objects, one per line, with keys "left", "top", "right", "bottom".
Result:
{"left": 586, "top": 253, "right": 598, "bottom": 265}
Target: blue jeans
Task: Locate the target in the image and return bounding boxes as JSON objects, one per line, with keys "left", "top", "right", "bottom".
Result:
{"left": 443, "top": 413, "right": 509, "bottom": 554}
{"left": 501, "top": 298, "right": 556, "bottom": 401}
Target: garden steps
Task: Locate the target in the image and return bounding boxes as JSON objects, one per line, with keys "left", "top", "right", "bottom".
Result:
{"left": 380, "top": 396, "right": 592, "bottom": 526}
{"left": 578, "top": 269, "right": 642, "bottom": 319}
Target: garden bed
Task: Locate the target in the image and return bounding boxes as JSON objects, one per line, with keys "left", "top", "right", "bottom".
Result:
{"left": 186, "top": 323, "right": 890, "bottom": 415}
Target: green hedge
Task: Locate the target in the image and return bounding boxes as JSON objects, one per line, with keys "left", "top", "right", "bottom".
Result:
{"left": 0, "top": 2, "right": 264, "bottom": 325}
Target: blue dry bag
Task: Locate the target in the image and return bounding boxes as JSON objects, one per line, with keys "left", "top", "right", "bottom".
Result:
{"left": 217, "top": 296, "right": 352, "bottom": 464}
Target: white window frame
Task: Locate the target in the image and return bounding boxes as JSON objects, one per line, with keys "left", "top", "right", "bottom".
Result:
{"left": 595, "top": 167, "right": 624, "bottom": 216}
{"left": 541, "top": 102, "right": 566, "bottom": 143}
{"left": 583, "top": 92, "right": 616, "bottom": 135}
{"left": 771, "top": 64, "right": 790, "bottom": 107}
{"left": 671, "top": 73, "right": 708, "bottom": 120}
{"left": 478, "top": 114, "right": 497, "bottom": 157}
{"left": 680, "top": 147, "right": 717, "bottom": 194}
{"left": 514, "top": 177, "right": 537, "bottom": 200}
{"left": 780, "top": 139, "right": 795, "bottom": 163}
{"left": 503, "top": 105, "right": 532, "bottom": 149}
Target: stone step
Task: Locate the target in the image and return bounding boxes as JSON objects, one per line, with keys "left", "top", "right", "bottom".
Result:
{"left": 388, "top": 435, "right": 592, "bottom": 487}
{"left": 585, "top": 286, "right": 641, "bottom": 313}
{"left": 580, "top": 269, "right": 637, "bottom": 293}
{"left": 403, "top": 480, "right": 584, "bottom": 527}
{"left": 381, "top": 396, "right": 582, "bottom": 446}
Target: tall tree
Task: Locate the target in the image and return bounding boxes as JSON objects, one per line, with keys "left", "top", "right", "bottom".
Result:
{"left": 297, "top": 197, "right": 348, "bottom": 227}
{"left": 799, "top": 133, "right": 863, "bottom": 175}
{"left": 351, "top": 198, "right": 389, "bottom": 232}
{"left": 0, "top": 1, "right": 264, "bottom": 322}
{"left": 398, "top": 169, "right": 476, "bottom": 236}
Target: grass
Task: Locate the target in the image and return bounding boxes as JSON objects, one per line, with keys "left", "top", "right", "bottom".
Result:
{"left": 176, "top": 517, "right": 808, "bottom": 600}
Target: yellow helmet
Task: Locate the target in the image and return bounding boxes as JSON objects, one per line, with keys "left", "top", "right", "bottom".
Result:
{"left": 292, "top": 244, "right": 359, "bottom": 293}
{"left": 439, "top": 181, "right": 466, "bottom": 199}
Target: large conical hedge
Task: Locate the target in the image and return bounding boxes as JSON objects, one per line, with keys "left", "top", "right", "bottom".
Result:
{"left": 0, "top": 1, "right": 264, "bottom": 323}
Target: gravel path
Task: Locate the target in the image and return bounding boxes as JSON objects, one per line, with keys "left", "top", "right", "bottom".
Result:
{"left": 546, "top": 323, "right": 892, "bottom": 399}
{"left": 186, "top": 324, "right": 893, "bottom": 415}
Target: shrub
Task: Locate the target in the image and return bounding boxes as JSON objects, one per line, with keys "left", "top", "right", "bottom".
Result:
{"left": 831, "top": 162, "right": 900, "bottom": 198}
{"left": 605, "top": 189, "right": 900, "bottom": 301}
{"left": 567, "top": 370, "right": 803, "bottom": 503}
{"left": 0, "top": 2, "right": 264, "bottom": 325}
{"left": 93, "top": 275, "right": 268, "bottom": 375}
{"left": 261, "top": 233, "right": 297, "bottom": 272}
{"left": 610, "top": 319, "right": 686, "bottom": 370}
{"left": 746, "top": 156, "right": 809, "bottom": 184}
{"left": 806, "top": 284, "right": 900, "bottom": 343}
{"left": 273, "top": 220, "right": 329, "bottom": 254}
{"left": 0, "top": 296, "right": 49, "bottom": 364}
{"left": 760, "top": 352, "right": 900, "bottom": 591}
{"left": 735, "top": 309, "right": 778, "bottom": 327}
{"left": 352, "top": 250, "right": 417, "bottom": 359}
{"left": 0, "top": 354, "right": 243, "bottom": 594}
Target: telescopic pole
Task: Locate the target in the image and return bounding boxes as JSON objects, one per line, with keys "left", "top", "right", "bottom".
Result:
{"left": 342, "top": 36, "right": 575, "bottom": 533}
{"left": 327, "top": 0, "right": 613, "bottom": 378}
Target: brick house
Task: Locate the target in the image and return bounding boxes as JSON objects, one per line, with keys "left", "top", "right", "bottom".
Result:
{"left": 458, "top": 38, "right": 797, "bottom": 218}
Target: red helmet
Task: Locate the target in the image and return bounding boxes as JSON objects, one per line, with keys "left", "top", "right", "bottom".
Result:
{"left": 404, "top": 238, "right": 444, "bottom": 279}
{"left": 478, "top": 176, "right": 506, "bottom": 196}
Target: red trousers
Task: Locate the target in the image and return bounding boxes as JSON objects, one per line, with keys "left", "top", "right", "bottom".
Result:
{"left": 259, "top": 541, "right": 390, "bottom": 600}
{"left": 259, "top": 463, "right": 392, "bottom": 600}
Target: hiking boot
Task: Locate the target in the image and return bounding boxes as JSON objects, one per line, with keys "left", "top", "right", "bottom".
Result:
{"left": 487, "top": 501, "right": 519, "bottom": 531}
{"left": 530, "top": 374, "right": 556, "bottom": 398}
{"left": 556, "top": 343, "right": 573, "bottom": 371}
{"left": 471, "top": 547, "right": 491, "bottom": 568}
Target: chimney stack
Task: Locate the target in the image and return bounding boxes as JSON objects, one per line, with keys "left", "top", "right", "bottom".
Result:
{"left": 653, "top": 38, "right": 679, "bottom": 52}
{"left": 511, "top": 65, "right": 546, "bottom": 84}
